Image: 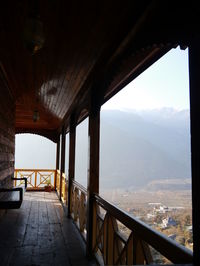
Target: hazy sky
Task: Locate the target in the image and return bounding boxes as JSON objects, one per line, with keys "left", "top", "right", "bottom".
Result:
{"left": 102, "top": 47, "right": 189, "bottom": 111}
{"left": 15, "top": 134, "right": 56, "bottom": 169}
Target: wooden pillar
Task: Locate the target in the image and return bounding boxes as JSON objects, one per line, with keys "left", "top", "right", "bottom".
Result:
{"left": 189, "top": 39, "right": 200, "bottom": 266}
{"left": 68, "top": 117, "right": 76, "bottom": 217}
{"left": 55, "top": 138, "right": 60, "bottom": 191}
{"left": 59, "top": 126, "right": 66, "bottom": 201}
{"left": 86, "top": 101, "right": 100, "bottom": 257}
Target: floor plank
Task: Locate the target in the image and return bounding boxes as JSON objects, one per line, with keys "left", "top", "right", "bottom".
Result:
{"left": 0, "top": 191, "right": 96, "bottom": 266}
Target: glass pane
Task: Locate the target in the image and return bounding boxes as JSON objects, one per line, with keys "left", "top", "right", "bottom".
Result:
{"left": 65, "top": 133, "right": 69, "bottom": 177}
{"left": 75, "top": 118, "right": 88, "bottom": 188}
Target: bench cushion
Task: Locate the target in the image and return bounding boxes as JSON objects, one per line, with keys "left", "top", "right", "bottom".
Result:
{"left": 0, "top": 187, "right": 24, "bottom": 209}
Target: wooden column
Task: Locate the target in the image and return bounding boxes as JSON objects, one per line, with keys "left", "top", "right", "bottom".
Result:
{"left": 86, "top": 102, "right": 100, "bottom": 257}
{"left": 59, "top": 126, "right": 66, "bottom": 201}
{"left": 68, "top": 117, "right": 76, "bottom": 217}
{"left": 55, "top": 138, "right": 60, "bottom": 191}
{"left": 189, "top": 39, "right": 200, "bottom": 266}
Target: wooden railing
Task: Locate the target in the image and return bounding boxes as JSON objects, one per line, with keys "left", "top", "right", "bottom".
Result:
{"left": 61, "top": 173, "right": 68, "bottom": 204}
{"left": 92, "top": 193, "right": 193, "bottom": 265}
{"left": 13, "top": 170, "right": 193, "bottom": 264}
{"left": 70, "top": 179, "right": 87, "bottom": 240}
{"left": 56, "top": 170, "right": 60, "bottom": 197}
{"left": 14, "top": 169, "right": 56, "bottom": 190}
{"left": 65, "top": 179, "right": 193, "bottom": 264}
{"left": 56, "top": 170, "right": 68, "bottom": 203}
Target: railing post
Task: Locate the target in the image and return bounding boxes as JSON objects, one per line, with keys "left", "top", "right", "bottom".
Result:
{"left": 14, "top": 170, "right": 17, "bottom": 186}
{"left": 60, "top": 126, "right": 66, "bottom": 201}
{"left": 55, "top": 139, "right": 60, "bottom": 191}
{"left": 68, "top": 116, "right": 76, "bottom": 217}
{"left": 86, "top": 100, "right": 100, "bottom": 258}
{"left": 34, "top": 170, "right": 37, "bottom": 188}
{"left": 189, "top": 39, "right": 200, "bottom": 266}
{"left": 53, "top": 170, "right": 56, "bottom": 190}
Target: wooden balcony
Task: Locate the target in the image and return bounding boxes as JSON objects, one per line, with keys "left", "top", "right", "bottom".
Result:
{"left": 1, "top": 2, "right": 200, "bottom": 264}
{"left": 10, "top": 169, "right": 193, "bottom": 265}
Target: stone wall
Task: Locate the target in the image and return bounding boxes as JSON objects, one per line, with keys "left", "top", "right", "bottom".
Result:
{"left": 0, "top": 76, "right": 15, "bottom": 196}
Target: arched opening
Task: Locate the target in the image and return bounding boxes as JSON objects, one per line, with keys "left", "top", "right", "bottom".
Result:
{"left": 15, "top": 133, "right": 56, "bottom": 169}
{"left": 15, "top": 133, "right": 57, "bottom": 190}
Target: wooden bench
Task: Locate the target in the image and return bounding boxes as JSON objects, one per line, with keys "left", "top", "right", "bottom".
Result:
{"left": 0, "top": 177, "right": 27, "bottom": 209}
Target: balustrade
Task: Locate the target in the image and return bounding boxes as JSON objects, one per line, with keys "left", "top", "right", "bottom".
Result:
{"left": 56, "top": 169, "right": 61, "bottom": 198}
{"left": 92, "top": 193, "right": 193, "bottom": 265}
{"left": 14, "top": 169, "right": 56, "bottom": 190}
{"left": 61, "top": 173, "right": 68, "bottom": 204}
{"left": 13, "top": 170, "right": 193, "bottom": 264}
{"left": 70, "top": 180, "right": 87, "bottom": 240}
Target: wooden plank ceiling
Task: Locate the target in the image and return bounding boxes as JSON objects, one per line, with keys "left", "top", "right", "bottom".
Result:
{"left": 0, "top": 0, "right": 199, "bottom": 142}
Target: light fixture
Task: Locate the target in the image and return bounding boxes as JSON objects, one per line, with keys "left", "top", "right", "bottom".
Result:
{"left": 23, "top": 16, "right": 45, "bottom": 55}
{"left": 33, "top": 110, "right": 40, "bottom": 122}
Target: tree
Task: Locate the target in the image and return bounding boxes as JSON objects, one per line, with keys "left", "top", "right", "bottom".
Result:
{"left": 184, "top": 215, "right": 191, "bottom": 226}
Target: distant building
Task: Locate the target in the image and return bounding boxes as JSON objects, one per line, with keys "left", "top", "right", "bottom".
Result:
{"left": 157, "top": 205, "right": 169, "bottom": 214}
{"left": 153, "top": 204, "right": 169, "bottom": 214}
{"left": 147, "top": 213, "right": 156, "bottom": 219}
{"left": 161, "top": 217, "right": 177, "bottom": 228}
{"left": 185, "top": 225, "right": 193, "bottom": 233}
{"left": 168, "top": 234, "right": 176, "bottom": 240}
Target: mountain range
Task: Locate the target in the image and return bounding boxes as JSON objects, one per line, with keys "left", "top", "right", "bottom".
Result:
{"left": 75, "top": 108, "right": 191, "bottom": 190}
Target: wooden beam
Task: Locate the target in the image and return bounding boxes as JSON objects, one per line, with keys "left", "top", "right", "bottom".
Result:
{"left": 189, "top": 39, "right": 200, "bottom": 266}
{"left": 86, "top": 97, "right": 100, "bottom": 257}
{"left": 68, "top": 116, "right": 76, "bottom": 217}
{"left": 59, "top": 126, "right": 66, "bottom": 201}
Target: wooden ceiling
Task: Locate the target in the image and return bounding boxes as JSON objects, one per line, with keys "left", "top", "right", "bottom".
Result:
{"left": 0, "top": 0, "right": 199, "bottom": 142}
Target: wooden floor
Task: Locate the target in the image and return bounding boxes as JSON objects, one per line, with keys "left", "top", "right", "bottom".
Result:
{"left": 0, "top": 191, "right": 96, "bottom": 266}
